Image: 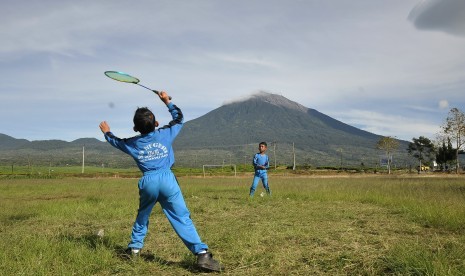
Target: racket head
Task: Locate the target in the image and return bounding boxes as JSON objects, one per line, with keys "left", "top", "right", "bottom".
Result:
{"left": 104, "top": 71, "right": 140, "bottom": 84}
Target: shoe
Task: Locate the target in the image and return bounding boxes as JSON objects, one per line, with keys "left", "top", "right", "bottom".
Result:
{"left": 196, "top": 252, "right": 224, "bottom": 272}
{"left": 124, "top": 247, "right": 140, "bottom": 258}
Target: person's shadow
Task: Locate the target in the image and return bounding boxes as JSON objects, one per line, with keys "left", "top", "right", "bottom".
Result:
{"left": 60, "top": 232, "right": 199, "bottom": 272}
{"left": 114, "top": 245, "right": 193, "bottom": 269}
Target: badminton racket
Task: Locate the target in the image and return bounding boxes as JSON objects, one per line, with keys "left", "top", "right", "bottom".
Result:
{"left": 104, "top": 71, "right": 171, "bottom": 100}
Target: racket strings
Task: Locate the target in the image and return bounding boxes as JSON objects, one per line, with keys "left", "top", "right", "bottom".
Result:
{"left": 104, "top": 71, "right": 139, "bottom": 83}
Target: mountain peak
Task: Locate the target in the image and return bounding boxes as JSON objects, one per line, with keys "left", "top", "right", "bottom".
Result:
{"left": 225, "top": 91, "right": 308, "bottom": 113}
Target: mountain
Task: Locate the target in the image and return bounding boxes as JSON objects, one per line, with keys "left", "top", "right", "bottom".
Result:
{"left": 173, "top": 92, "right": 410, "bottom": 166}
{"left": 175, "top": 92, "right": 379, "bottom": 148}
{"left": 0, "top": 92, "right": 411, "bottom": 168}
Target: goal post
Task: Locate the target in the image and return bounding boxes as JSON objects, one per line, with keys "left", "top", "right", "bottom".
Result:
{"left": 202, "top": 164, "right": 237, "bottom": 177}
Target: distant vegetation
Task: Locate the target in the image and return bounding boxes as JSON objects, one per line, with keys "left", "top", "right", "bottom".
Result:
{"left": 1, "top": 95, "right": 464, "bottom": 172}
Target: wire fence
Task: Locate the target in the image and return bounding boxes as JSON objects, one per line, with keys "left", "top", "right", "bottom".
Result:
{"left": 0, "top": 142, "right": 427, "bottom": 171}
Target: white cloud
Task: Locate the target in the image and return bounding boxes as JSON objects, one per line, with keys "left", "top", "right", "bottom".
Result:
{"left": 223, "top": 93, "right": 256, "bottom": 106}
{"left": 438, "top": 100, "right": 449, "bottom": 110}
{"left": 330, "top": 109, "right": 441, "bottom": 141}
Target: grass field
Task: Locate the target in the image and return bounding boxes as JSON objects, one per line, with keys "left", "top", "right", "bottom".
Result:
{"left": 1, "top": 175, "right": 465, "bottom": 275}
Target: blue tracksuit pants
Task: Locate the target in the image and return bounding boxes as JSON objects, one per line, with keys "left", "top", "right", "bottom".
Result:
{"left": 249, "top": 170, "right": 271, "bottom": 196}
{"left": 128, "top": 170, "right": 208, "bottom": 254}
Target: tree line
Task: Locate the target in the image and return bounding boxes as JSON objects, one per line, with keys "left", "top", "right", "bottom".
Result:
{"left": 377, "top": 108, "right": 465, "bottom": 174}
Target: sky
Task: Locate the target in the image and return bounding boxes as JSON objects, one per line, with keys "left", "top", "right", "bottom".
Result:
{"left": 1, "top": 0, "right": 464, "bottom": 142}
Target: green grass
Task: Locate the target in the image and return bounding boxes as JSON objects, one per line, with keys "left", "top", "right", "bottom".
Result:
{"left": 1, "top": 176, "right": 465, "bottom": 275}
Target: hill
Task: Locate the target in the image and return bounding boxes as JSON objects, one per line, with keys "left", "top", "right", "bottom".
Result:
{"left": 0, "top": 134, "right": 134, "bottom": 168}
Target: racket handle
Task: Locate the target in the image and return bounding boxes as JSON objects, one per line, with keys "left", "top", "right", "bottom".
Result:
{"left": 153, "top": 90, "right": 172, "bottom": 100}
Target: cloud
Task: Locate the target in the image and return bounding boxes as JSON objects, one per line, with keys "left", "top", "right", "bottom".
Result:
{"left": 1, "top": 1, "right": 464, "bottom": 142}
{"left": 438, "top": 100, "right": 449, "bottom": 110}
{"left": 408, "top": 0, "right": 465, "bottom": 37}
{"left": 207, "top": 53, "right": 279, "bottom": 69}
{"left": 222, "top": 90, "right": 270, "bottom": 105}
{"left": 330, "top": 109, "right": 441, "bottom": 141}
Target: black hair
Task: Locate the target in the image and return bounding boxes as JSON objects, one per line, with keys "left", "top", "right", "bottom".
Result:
{"left": 259, "top": 142, "right": 267, "bottom": 147}
{"left": 133, "top": 107, "right": 155, "bottom": 134}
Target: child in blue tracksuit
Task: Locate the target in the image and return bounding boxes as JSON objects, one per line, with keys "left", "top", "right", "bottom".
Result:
{"left": 249, "top": 142, "right": 271, "bottom": 197}
{"left": 99, "top": 91, "right": 222, "bottom": 272}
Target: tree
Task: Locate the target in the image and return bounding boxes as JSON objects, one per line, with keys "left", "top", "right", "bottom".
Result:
{"left": 407, "top": 136, "right": 435, "bottom": 173}
{"left": 435, "top": 137, "right": 456, "bottom": 171}
{"left": 376, "top": 136, "right": 399, "bottom": 174}
{"left": 442, "top": 108, "right": 465, "bottom": 173}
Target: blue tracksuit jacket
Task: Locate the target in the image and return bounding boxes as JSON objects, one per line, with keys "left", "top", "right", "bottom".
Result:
{"left": 249, "top": 153, "right": 271, "bottom": 196}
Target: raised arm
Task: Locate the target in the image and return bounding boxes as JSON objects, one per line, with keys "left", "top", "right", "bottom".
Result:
{"left": 99, "top": 121, "right": 111, "bottom": 134}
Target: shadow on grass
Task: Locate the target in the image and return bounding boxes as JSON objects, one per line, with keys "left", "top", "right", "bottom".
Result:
{"left": 113, "top": 245, "right": 200, "bottom": 272}
{"left": 1, "top": 212, "right": 39, "bottom": 226}
{"left": 59, "top": 233, "right": 199, "bottom": 272}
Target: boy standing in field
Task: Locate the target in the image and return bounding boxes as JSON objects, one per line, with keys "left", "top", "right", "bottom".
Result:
{"left": 249, "top": 142, "right": 271, "bottom": 197}
{"left": 99, "top": 91, "right": 223, "bottom": 272}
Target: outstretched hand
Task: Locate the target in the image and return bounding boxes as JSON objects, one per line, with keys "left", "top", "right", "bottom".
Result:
{"left": 158, "top": 91, "right": 171, "bottom": 105}
{"left": 99, "top": 121, "right": 110, "bottom": 134}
